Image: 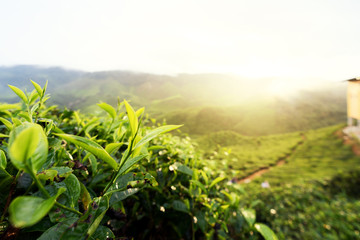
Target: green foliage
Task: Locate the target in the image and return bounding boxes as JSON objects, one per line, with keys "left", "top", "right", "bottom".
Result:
{"left": 9, "top": 123, "right": 48, "bottom": 173}
{"left": 199, "top": 130, "right": 303, "bottom": 179}
{"left": 9, "top": 188, "right": 65, "bottom": 228}
{"left": 250, "top": 125, "right": 359, "bottom": 186}
{"left": 247, "top": 176, "right": 360, "bottom": 240}
{"left": 0, "top": 81, "right": 271, "bottom": 239}
{"left": 55, "top": 133, "right": 118, "bottom": 170}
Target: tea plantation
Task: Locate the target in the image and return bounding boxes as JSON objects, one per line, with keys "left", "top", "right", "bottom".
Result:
{"left": 0, "top": 81, "right": 359, "bottom": 239}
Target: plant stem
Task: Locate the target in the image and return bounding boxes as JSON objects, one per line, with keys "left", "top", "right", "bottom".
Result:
{"left": 27, "top": 167, "right": 50, "bottom": 198}
{"left": 54, "top": 202, "right": 82, "bottom": 216}
{"left": 27, "top": 167, "right": 82, "bottom": 216}
{"left": 103, "top": 138, "right": 135, "bottom": 195}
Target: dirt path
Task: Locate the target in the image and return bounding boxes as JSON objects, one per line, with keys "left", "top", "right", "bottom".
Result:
{"left": 337, "top": 128, "right": 360, "bottom": 156}
{"left": 236, "top": 134, "right": 305, "bottom": 184}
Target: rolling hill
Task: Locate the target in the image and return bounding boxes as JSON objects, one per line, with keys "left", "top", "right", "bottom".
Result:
{"left": 0, "top": 65, "right": 347, "bottom": 136}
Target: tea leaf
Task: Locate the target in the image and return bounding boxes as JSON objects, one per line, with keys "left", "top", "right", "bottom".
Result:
{"left": 110, "top": 188, "right": 140, "bottom": 206}
{"left": 0, "top": 103, "right": 20, "bottom": 111}
{"left": 29, "top": 89, "right": 39, "bottom": 105}
{"left": 0, "top": 150, "right": 6, "bottom": 169}
{"left": 31, "top": 80, "right": 43, "bottom": 97}
{"left": 254, "top": 223, "right": 278, "bottom": 240}
{"left": 55, "top": 134, "right": 117, "bottom": 170}
{"left": 241, "top": 208, "right": 256, "bottom": 227}
{"left": 9, "top": 188, "right": 66, "bottom": 228}
{"left": 136, "top": 107, "right": 145, "bottom": 117}
{"left": 97, "top": 102, "right": 116, "bottom": 119}
{"left": 105, "top": 142, "right": 123, "bottom": 154}
{"left": 0, "top": 117, "right": 13, "bottom": 131}
{"left": 89, "top": 226, "right": 115, "bottom": 240}
{"left": 170, "top": 162, "right": 193, "bottom": 176}
{"left": 134, "top": 125, "right": 182, "bottom": 149}
{"left": 117, "top": 154, "right": 148, "bottom": 176}
{"left": 172, "top": 200, "right": 189, "bottom": 213}
{"left": 209, "top": 176, "right": 226, "bottom": 189}
{"left": 37, "top": 169, "right": 58, "bottom": 181}
{"left": 42, "top": 80, "right": 48, "bottom": 96}
{"left": 8, "top": 85, "right": 28, "bottom": 103}
{"left": 9, "top": 123, "right": 48, "bottom": 173}
{"left": 191, "top": 180, "right": 207, "bottom": 192}
{"left": 37, "top": 217, "right": 78, "bottom": 240}
{"left": 80, "top": 182, "right": 92, "bottom": 211}
{"left": 64, "top": 173, "right": 81, "bottom": 208}
{"left": 87, "top": 198, "right": 109, "bottom": 238}
{"left": 124, "top": 100, "right": 138, "bottom": 138}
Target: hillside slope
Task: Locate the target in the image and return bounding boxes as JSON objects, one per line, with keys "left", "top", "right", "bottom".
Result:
{"left": 0, "top": 65, "right": 347, "bottom": 136}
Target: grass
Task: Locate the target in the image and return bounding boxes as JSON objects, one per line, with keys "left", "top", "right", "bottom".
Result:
{"left": 198, "top": 130, "right": 304, "bottom": 179}
{"left": 245, "top": 179, "right": 360, "bottom": 240}
{"left": 249, "top": 124, "right": 360, "bottom": 187}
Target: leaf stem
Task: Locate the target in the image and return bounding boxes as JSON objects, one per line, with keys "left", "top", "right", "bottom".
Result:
{"left": 27, "top": 167, "right": 82, "bottom": 216}
{"left": 54, "top": 202, "right": 82, "bottom": 216}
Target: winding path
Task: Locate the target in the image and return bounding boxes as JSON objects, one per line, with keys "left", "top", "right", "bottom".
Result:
{"left": 236, "top": 134, "right": 306, "bottom": 184}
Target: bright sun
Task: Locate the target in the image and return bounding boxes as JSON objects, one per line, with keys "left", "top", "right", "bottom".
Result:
{"left": 267, "top": 82, "right": 299, "bottom": 97}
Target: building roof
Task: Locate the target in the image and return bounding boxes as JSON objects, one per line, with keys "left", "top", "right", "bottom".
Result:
{"left": 346, "top": 77, "right": 360, "bottom": 82}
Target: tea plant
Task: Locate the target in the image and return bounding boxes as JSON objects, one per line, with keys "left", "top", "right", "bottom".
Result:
{"left": 0, "top": 81, "right": 277, "bottom": 239}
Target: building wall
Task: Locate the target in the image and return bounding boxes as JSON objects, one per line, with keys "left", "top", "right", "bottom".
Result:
{"left": 347, "top": 81, "right": 360, "bottom": 119}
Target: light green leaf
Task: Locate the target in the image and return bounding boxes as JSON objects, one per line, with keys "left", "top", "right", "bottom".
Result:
{"left": 29, "top": 89, "right": 39, "bottom": 105}
{"left": 0, "top": 117, "right": 13, "bottom": 131}
{"left": 9, "top": 188, "right": 66, "bottom": 228}
{"left": 9, "top": 123, "right": 48, "bottom": 173}
{"left": 37, "top": 169, "right": 58, "bottom": 181}
{"left": 124, "top": 100, "right": 138, "bottom": 138}
{"left": 12, "top": 117, "right": 22, "bottom": 127}
{"left": 134, "top": 125, "right": 182, "bottom": 149}
{"left": 0, "top": 150, "right": 6, "bottom": 169}
{"left": 117, "top": 154, "right": 147, "bottom": 176}
{"left": 105, "top": 142, "right": 123, "bottom": 154}
{"left": 209, "top": 176, "right": 226, "bottom": 189}
{"left": 42, "top": 80, "right": 48, "bottom": 96}
{"left": 49, "top": 166, "right": 73, "bottom": 178}
{"left": 97, "top": 102, "right": 116, "bottom": 119}
{"left": 191, "top": 180, "right": 207, "bottom": 192}
{"left": 8, "top": 85, "right": 28, "bottom": 103}
{"left": 241, "top": 208, "right": 256, "bottom": 227}
{"left": 0, "top": 103, "right": 20, "bottom": 111}
{"left": 55, "top": 134, "right": 117, "bottom": 170}
{"left": 254, "top": 223, "right": 278, "bottom": 240}
{"left": 135, "top": 107, "right": 145, "bottom": 117}
{"left": 0, "top": 133, "right": 9, "bottom": 138}
{"left": 30, "top": 80, "right": 43, "bottom": 97}
{"left": 30, "top": 103, "right": 40, "bottom": 116}
{"left": 170, "top": 162, "right": 193, "bottom": 176}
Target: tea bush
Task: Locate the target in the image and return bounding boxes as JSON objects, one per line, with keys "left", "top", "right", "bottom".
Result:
{"left": 246, "top": 176, "right": 360, "bottom": 240}
{"left": 0, "top": 81, "right": 277, "bottom": 239}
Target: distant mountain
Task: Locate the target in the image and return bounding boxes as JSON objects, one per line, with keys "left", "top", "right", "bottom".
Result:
{"left": 0, "top": 65, "right": 347, "bottom": 135}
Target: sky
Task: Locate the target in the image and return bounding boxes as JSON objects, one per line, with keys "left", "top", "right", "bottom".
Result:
{"left": 0, "top": 0, "right": 359, "bottom": 85}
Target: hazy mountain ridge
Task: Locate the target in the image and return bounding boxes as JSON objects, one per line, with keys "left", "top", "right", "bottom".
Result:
{"left": 0, "top": 65, "right": 347, "bottom": 135}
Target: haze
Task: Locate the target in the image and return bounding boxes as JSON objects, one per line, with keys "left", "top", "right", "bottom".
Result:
{"left": 0, "top": 0, "right": 359, "bottom": 87}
